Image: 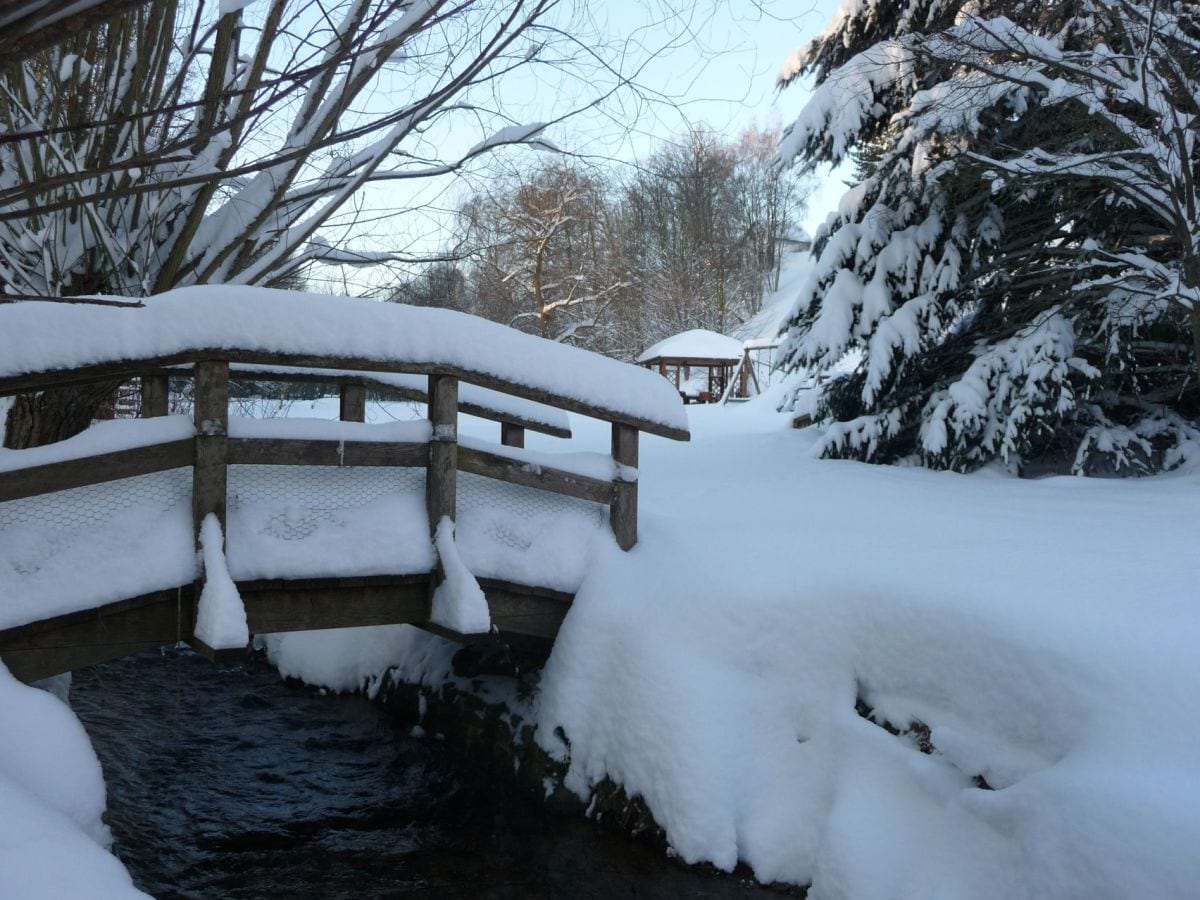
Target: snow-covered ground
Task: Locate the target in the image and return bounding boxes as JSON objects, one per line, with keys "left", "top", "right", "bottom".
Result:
{"left": 275, "top": 388, "right": 1200, "bottom": 899}
{"left": 5, "top": 385, "right": 1199, "bottom": 897}
{"left": 0, "top": 667, "right": 147, "bottom": 898}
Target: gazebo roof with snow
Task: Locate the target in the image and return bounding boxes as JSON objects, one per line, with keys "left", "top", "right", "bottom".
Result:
{"left": 636, "top": 329, "right": 743, "bottom": 367}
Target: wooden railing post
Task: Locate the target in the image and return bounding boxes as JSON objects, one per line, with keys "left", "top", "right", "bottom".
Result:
{"left": 141, "top": 373, "right": 170, "bottom": 417}
{"left": 500, "top": 422, "right": 525, "bottom": 448}
{"left": 426, "top": 375, "right": 458, "bottom": 533}
{"left": 339, "top": 383, "right": 366, "bottom": 422}
{"left": 610, "top": 422, "right": 638, "bottom": 550}
{"left": 193, "top": 361, "right": 229, "bottom": 546}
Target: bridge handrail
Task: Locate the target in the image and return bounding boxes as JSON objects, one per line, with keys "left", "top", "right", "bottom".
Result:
{"left": 0, "top": 288, "right": 690, "bottom": 441}
{"left": 195, "top": 363, "right": 573, "bottom": 438}
{"left": 0, "top": 348, "right": 686, "bottom": 439}
{"left": 0, "top": 359, "right": 642, "bottom": 549}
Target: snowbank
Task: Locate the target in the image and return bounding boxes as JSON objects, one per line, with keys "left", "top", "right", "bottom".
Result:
{"left": 0, "top": 665, "right": 146, "bottom": 898}
{"left": 268, "top": 398, "right": 1200, "bottom": 898}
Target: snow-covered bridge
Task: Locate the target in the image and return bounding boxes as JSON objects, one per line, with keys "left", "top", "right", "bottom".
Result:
{"left": 0, "top": 288, "right": 689, "bottom": 681}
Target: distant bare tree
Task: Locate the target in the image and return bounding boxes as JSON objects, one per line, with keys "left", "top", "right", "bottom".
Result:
{"left": 623, "top": 125, "right": 808, "bottom": 342}
{"left": 0, "top": 0, "right": 148, "bottom": 58}
{"left": 458, "top": 161, "right": 633, "bottom": 349}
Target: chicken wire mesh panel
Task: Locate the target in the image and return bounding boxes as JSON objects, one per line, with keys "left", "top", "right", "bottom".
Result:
{"left": 0, "top": 469, "right": 193, "bottom": 577}
{"left": 0, "top": 468, "right": 193, "bottom": 533}
{"left": 456, "top": 470, "right": 607, "bottom": 550}
{"left": 228, "top": 464, "right": 425, "bottom": 542}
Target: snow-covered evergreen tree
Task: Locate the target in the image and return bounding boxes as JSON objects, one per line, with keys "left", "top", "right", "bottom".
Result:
{"left": 778, "top": 0, "right": 1200, "bottom": 474}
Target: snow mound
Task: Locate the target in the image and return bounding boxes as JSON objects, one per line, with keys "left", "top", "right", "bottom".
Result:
{"left": 0, "top": 664, "right": 147, "bottom": 898}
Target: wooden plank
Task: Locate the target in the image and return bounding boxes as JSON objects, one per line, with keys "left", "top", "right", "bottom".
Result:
{"left": 477, "top": 577, "right": 574, "bottom": 603}
{"left": 421, "top": 579, "right": 572, "bottom": 642}
{"left": 449, "top": 364, "right": 689, "bottom": 442}
{"left": 0, "top": 350, "right": 203, "bottom": 395}
{"left": 500, "top": 422, "right": 525, "bottom": 448}
{"left": 0, "top": 588, "right": 190, "bottom": 645}
{"left": 227, "top": 438, "right": 427, "bottom": 468}
{"left": 238, "top": 574, "right": 430, "bottom": 592}
{"left": 339, "top": 383, "right": 366, "bottom": 422}
{"left": 0, "top": 439, "right": 194, "bottom": 502}
{"left": 0, "top": 574, "right": 575, "bottom": 681}
{"left": 188, "top": 637, "right": 248, "bottom": 667}
{"left": 140, "top": 373, "right": 170, "bottom": 417}
{"left": 426, "top": 374, "right": 457, "bottom": 531}
{"left": 216, "top": 366, "right": 573, "bottom": 439}
{"left": 610, "top": 423, "right": 639, "bottom": 550}
{"left": 644, "top": 355, "right": 742, "bottom": 367}
{"left": 0, "top": 349, "right": 688, "bottom": 440}
{"left": 0, "top": 588, "right": 193, "bottom": 683}
{"left": 480, "top": 577, "right": 573, "bottom": 640}
{"left": 457, "top": 445, "right": 613, "bottom": 504}
{"left": 237, "top": 575, "right": 430, "bottom": 633}
{"left": 486, "top": 593, "right": 571, "bottom": 640}
{"left": 419, "top": 621, "right": 494, "bottom": 644}
{"left": 193, "top": 360, "right": 229, "bottom": 541}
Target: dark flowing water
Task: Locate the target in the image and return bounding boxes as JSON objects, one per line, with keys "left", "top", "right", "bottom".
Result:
{"left": 70, "top": 647, "right": 786, "bottom": 899}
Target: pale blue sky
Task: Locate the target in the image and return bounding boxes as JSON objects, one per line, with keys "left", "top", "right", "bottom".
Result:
{"left": 519, "top": 0, "right": 848, "bottom": 233}
{"left": 315, "top": 0, "right": 848, "bottom": 286}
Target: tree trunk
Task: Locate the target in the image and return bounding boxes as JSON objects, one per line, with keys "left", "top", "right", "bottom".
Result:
{"left": 1191, "top": 307, "right": 1200, "bottom": 391}
{"left": 2, "top": 380, "right": 121, "bottom": 449}
{"left": 1187, "top": 255, "right": 1200, "bottom": 393}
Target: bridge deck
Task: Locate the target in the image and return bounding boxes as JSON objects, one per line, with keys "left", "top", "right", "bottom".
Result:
{"left": 0, "top": 463, "right": 603, "bottom": 680}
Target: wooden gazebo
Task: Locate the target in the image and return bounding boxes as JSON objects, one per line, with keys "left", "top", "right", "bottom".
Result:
{"left": 637, "top": 329, "right": 743, "bottom": 404}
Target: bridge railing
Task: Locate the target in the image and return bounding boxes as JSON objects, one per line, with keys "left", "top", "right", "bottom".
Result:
{"left": 0, "top": 355, "right": 641, "bottom": 552}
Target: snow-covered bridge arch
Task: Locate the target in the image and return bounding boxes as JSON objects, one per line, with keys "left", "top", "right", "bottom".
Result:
{"left": 0, "top": 288, "right": 689, "bottom": 681}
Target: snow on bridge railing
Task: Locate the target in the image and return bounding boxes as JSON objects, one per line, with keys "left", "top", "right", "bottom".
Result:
{"left": 209, "top": 363, "right": 572, "bottom": 438}
{"left": 0, "top": 286, "right": 690, "bottom": 440}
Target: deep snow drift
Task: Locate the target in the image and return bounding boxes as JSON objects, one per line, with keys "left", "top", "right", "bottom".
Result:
{"left": 4, "top": 385, "right": 1198, "bottom": 897}
{"left": 0, "top": 664, "right": 146, "bottom": 898}
{"left": 271, "top": 390, "right": 1200, "bottom": 899}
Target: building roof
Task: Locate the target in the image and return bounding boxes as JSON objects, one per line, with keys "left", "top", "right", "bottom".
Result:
{"left": 636, "top": 329, "right": 744, "bottom": 364}
{"left": 779, "top": 225, "right": 812, "bottom": 246}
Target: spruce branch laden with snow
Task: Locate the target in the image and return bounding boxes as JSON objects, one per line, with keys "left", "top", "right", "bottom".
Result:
{"left": 778, "top": 0, "right": 1200, "bottom": 474}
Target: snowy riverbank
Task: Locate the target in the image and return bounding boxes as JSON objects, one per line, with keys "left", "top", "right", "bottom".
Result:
{"left": 6, "top": 388, "right": 1199, "bottom": 898}
{"left": 271, "top": 391, "right": 1200, "bottom": 898}
{"left": 0, "top": 667, "right": 146, "bottom": 898}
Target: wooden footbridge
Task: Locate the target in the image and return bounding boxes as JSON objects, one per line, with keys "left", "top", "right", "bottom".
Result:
{"left": 0, "top": 289, "right": 689, "bottom": 683}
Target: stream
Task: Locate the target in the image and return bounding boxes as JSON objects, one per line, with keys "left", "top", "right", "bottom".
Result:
{"left": 70, "top": 646, "right": 786, "bottom": 899}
